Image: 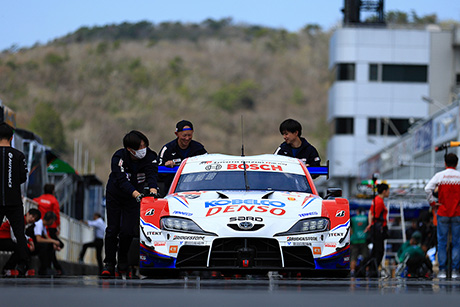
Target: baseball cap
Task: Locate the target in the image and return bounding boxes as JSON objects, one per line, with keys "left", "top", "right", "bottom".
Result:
{"left": 176, "top": 120, "right": 194, "bottom": 132}
{"left": 411, "top": 231, "right": 422, "bottom": 243}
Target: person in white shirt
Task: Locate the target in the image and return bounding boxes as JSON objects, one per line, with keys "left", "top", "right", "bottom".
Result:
{"left": 32, "top": 211, "right": 64, "bottom": 276}
{"left": 79, "top": 213, "right": 105, "bottom": 273}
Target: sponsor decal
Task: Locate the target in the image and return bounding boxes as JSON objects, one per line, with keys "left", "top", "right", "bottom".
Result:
{"left": 287, "top": 236, "right": 318, "bottom": 242}
{"left": 140, "top": 255, "right": 146, "bottom": 261}
{"left": 325, "top": 242, "right": 336, "bottom": 248}
{"left": 205, "top": 163, "right": 222, "bottom": 171}
{"left": 199, "top": 161, "right": 213, "bottom": 165}
{"left": 336, "top": 210, "right": 345, "bottom": 217}
{"left": 7, "top": 153, "right": 13, "bottom": 188}
{"left": 173, "top": 235, "right": 205, "bottom": 241}
{"left": 313, "top": 247, "right": 321, "bottom": 255}
{"left": 147, "top": 231, "right": 162, "bottom": 236}
{"left": 227, "top": 164, "right": 283, "bottom": 171}
{"left": 205, "top": 199, "right": 285, "bottom": 208}
{"left": 154, "top": 241, "right": 166, "bottom": 246}
{"left": 145, "top": 209, "right": 155, "bottom": 216}
{"left": 181, "top": 194, "right": 201, "bottom": 200}
{"left": 169, "top": 246, "right": 178, "bottom": 253}
{"left": 173, "top": 210, "right": 193, "bottom": 216}
{"left": 287, "top": 242, "right": 312, "bottom": 246}
{"left": 296, "top": 242, "right": 312, "bottom": 246}
{"left": 206, "top": 205, "right": 286, "bottom": 217}
{"left": 298, "top": 212, "right": 318, "bottom": 218}
{"left": 229, "top": 216, "right": 263, "bottom": 222}
{"left": 328, "top": 232, "right": 345, "bottom": 237}
{"left": 184, "top": 241, "right": 205, "bottom": 246}
{"left": 287, "top": 197, "right": 296, "bottom": 201}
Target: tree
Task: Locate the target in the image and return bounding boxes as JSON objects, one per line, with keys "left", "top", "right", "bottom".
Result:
{"left": 28, "top": 102, "right": 67, "bottom": 153}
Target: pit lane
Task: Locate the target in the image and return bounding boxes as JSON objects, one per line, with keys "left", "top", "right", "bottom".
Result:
{"left": 2, "top": 276, "right": 460, "bottom": 306}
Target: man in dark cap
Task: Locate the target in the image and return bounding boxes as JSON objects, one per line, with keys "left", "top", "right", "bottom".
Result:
{"left": 158, "top": 120, "right": 207, "bottom": 195}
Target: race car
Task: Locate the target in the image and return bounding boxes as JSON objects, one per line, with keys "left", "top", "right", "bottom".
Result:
{"left": 139, "top": 154, "right": 350, "bottom": 277}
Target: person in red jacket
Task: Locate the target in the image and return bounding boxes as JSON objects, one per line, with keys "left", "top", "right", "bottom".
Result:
{"left": 33, "top": 184, "right": 64, "bottom": 275}
{"left": 425, "top": 153, "right": 460, "bottom": 279}
{"left": 364, "top": 183, "right": 390, "bottom": 276}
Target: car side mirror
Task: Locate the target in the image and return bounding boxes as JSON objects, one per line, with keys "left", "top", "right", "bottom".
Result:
{"left": 325, "top": 188, "right": 342, "bottom": 199}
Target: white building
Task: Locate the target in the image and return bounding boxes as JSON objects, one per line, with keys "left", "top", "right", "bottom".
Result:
{"left": 327, "top": 24, "right": 460, "bottom": 197}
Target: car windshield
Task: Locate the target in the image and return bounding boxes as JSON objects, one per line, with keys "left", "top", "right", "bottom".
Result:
{"left": 175, "top": 171, "right": 312, "bottom": 193}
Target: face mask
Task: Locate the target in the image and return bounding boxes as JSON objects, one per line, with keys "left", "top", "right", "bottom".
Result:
{"left": 132, "top": 147, "right": 147, "bottom": 159}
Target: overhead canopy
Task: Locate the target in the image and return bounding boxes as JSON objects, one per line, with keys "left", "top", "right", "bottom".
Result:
{"left": 47, "top": 158, "right": 76, "bottom": 174}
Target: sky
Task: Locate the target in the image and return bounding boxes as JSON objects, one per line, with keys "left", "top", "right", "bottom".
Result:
{"left": 1, "top": 0, "right": 460, "bottom": 51}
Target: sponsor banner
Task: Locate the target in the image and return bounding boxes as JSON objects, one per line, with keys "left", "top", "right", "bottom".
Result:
{"left": 413, "top": 120, "right": 432, "bottom": 154}
{"left": 433, "top": 106, "right": 458, "bottom": 145}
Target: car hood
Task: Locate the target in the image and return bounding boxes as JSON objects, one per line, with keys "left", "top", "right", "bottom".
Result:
{"left": 165, "top": 190, "right": 324, "bottom": 236}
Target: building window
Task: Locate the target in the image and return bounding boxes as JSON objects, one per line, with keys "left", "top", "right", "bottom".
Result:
{"left": 387, "top": 118, "right": 412, "bottom": 136}
{"left": 368, "top": 118, "right": 415, "bottom": 136}
{"left": 368, "top": 118, "right": 377, "bottom": 135}
{"left": 336, "top": 63, "right": 355, "bottom": 81}
{"left": 369, "top": 64, "right": 379, "bottom": 81}
{"left": 335, "top": 117, "right": 354, "bottom": 135}
{"left": 381, "top": 64, "right": 428, "bottom": 82}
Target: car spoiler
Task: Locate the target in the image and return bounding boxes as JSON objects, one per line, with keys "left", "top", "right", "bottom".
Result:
{"left": 158, "top": 160, "right": 329, "bottom": 178}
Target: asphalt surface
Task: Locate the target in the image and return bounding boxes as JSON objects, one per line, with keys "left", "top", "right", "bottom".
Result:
{"left": 2, "top": 275, "right": 460, "bottom": 306}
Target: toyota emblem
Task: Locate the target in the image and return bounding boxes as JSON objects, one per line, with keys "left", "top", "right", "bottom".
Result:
{"left": 238, "top": 221, "right": 254, "bottom": 230}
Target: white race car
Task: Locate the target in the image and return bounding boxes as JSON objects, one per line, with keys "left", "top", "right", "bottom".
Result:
{"left": 140, "top": 154, "right": 350, "bottom": 277}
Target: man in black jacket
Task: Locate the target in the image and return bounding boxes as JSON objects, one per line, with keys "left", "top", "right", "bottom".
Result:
{"left": 158, "top": 120, "right": 207, "bottom": 194}
{"left": 101, "top": 130, "right": 158, "bottom": 277}
{"left": 0, "top": 122, "right": 29, "bottom": 276}
{"left": 274, "top": 118, "right": 321, "bottom": 166}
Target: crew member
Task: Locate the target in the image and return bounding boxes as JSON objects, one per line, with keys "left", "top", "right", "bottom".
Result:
{"left": 102, "top": 130, "right": 158, "bottom": 277}
{"left": 0, "top": 123, "right": 29, "bottom": 276}
{"left": 158, "top": 120, "right": 207, "bottom": 194}
{"left": 274, "top": 119, "right": 321, "bottom": 177}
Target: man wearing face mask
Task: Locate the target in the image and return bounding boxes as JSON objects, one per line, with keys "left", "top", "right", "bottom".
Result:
{"left": 101, "top": 130, "right": 158, "bottom": 278}
{"left": 158, "top": 120, "right": 207, "bottom": 195}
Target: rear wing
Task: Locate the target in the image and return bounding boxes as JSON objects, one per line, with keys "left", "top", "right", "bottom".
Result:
{"left": 306, "top": 160, "right": 329, "bottom": 179}
{"left": 159, "top": 160, "right": 329, "bottom": 178}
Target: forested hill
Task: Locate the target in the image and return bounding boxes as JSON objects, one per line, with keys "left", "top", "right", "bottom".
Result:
{"left": 1, "top": 15, "right": 448, "bottom": 182}
{"left": 0, "top": 19, "right": 332, "bottom": 181}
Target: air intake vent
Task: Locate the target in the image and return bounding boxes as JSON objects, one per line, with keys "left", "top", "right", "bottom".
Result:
{"left": 209, "top": 238, "right": 281, "bottom": 268}
{"left": 282, "top": 246, "right": 315, "bottom": 268}
{"left": 176, "top": 246, "right": 209, "bottom": 267}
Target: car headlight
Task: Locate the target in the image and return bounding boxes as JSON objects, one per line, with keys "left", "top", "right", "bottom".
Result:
{"left": 160, "top": 217, "right": 217, "bottom": 236}
{"left": 274, "top": 218, "right": 329, "bottom": 236}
